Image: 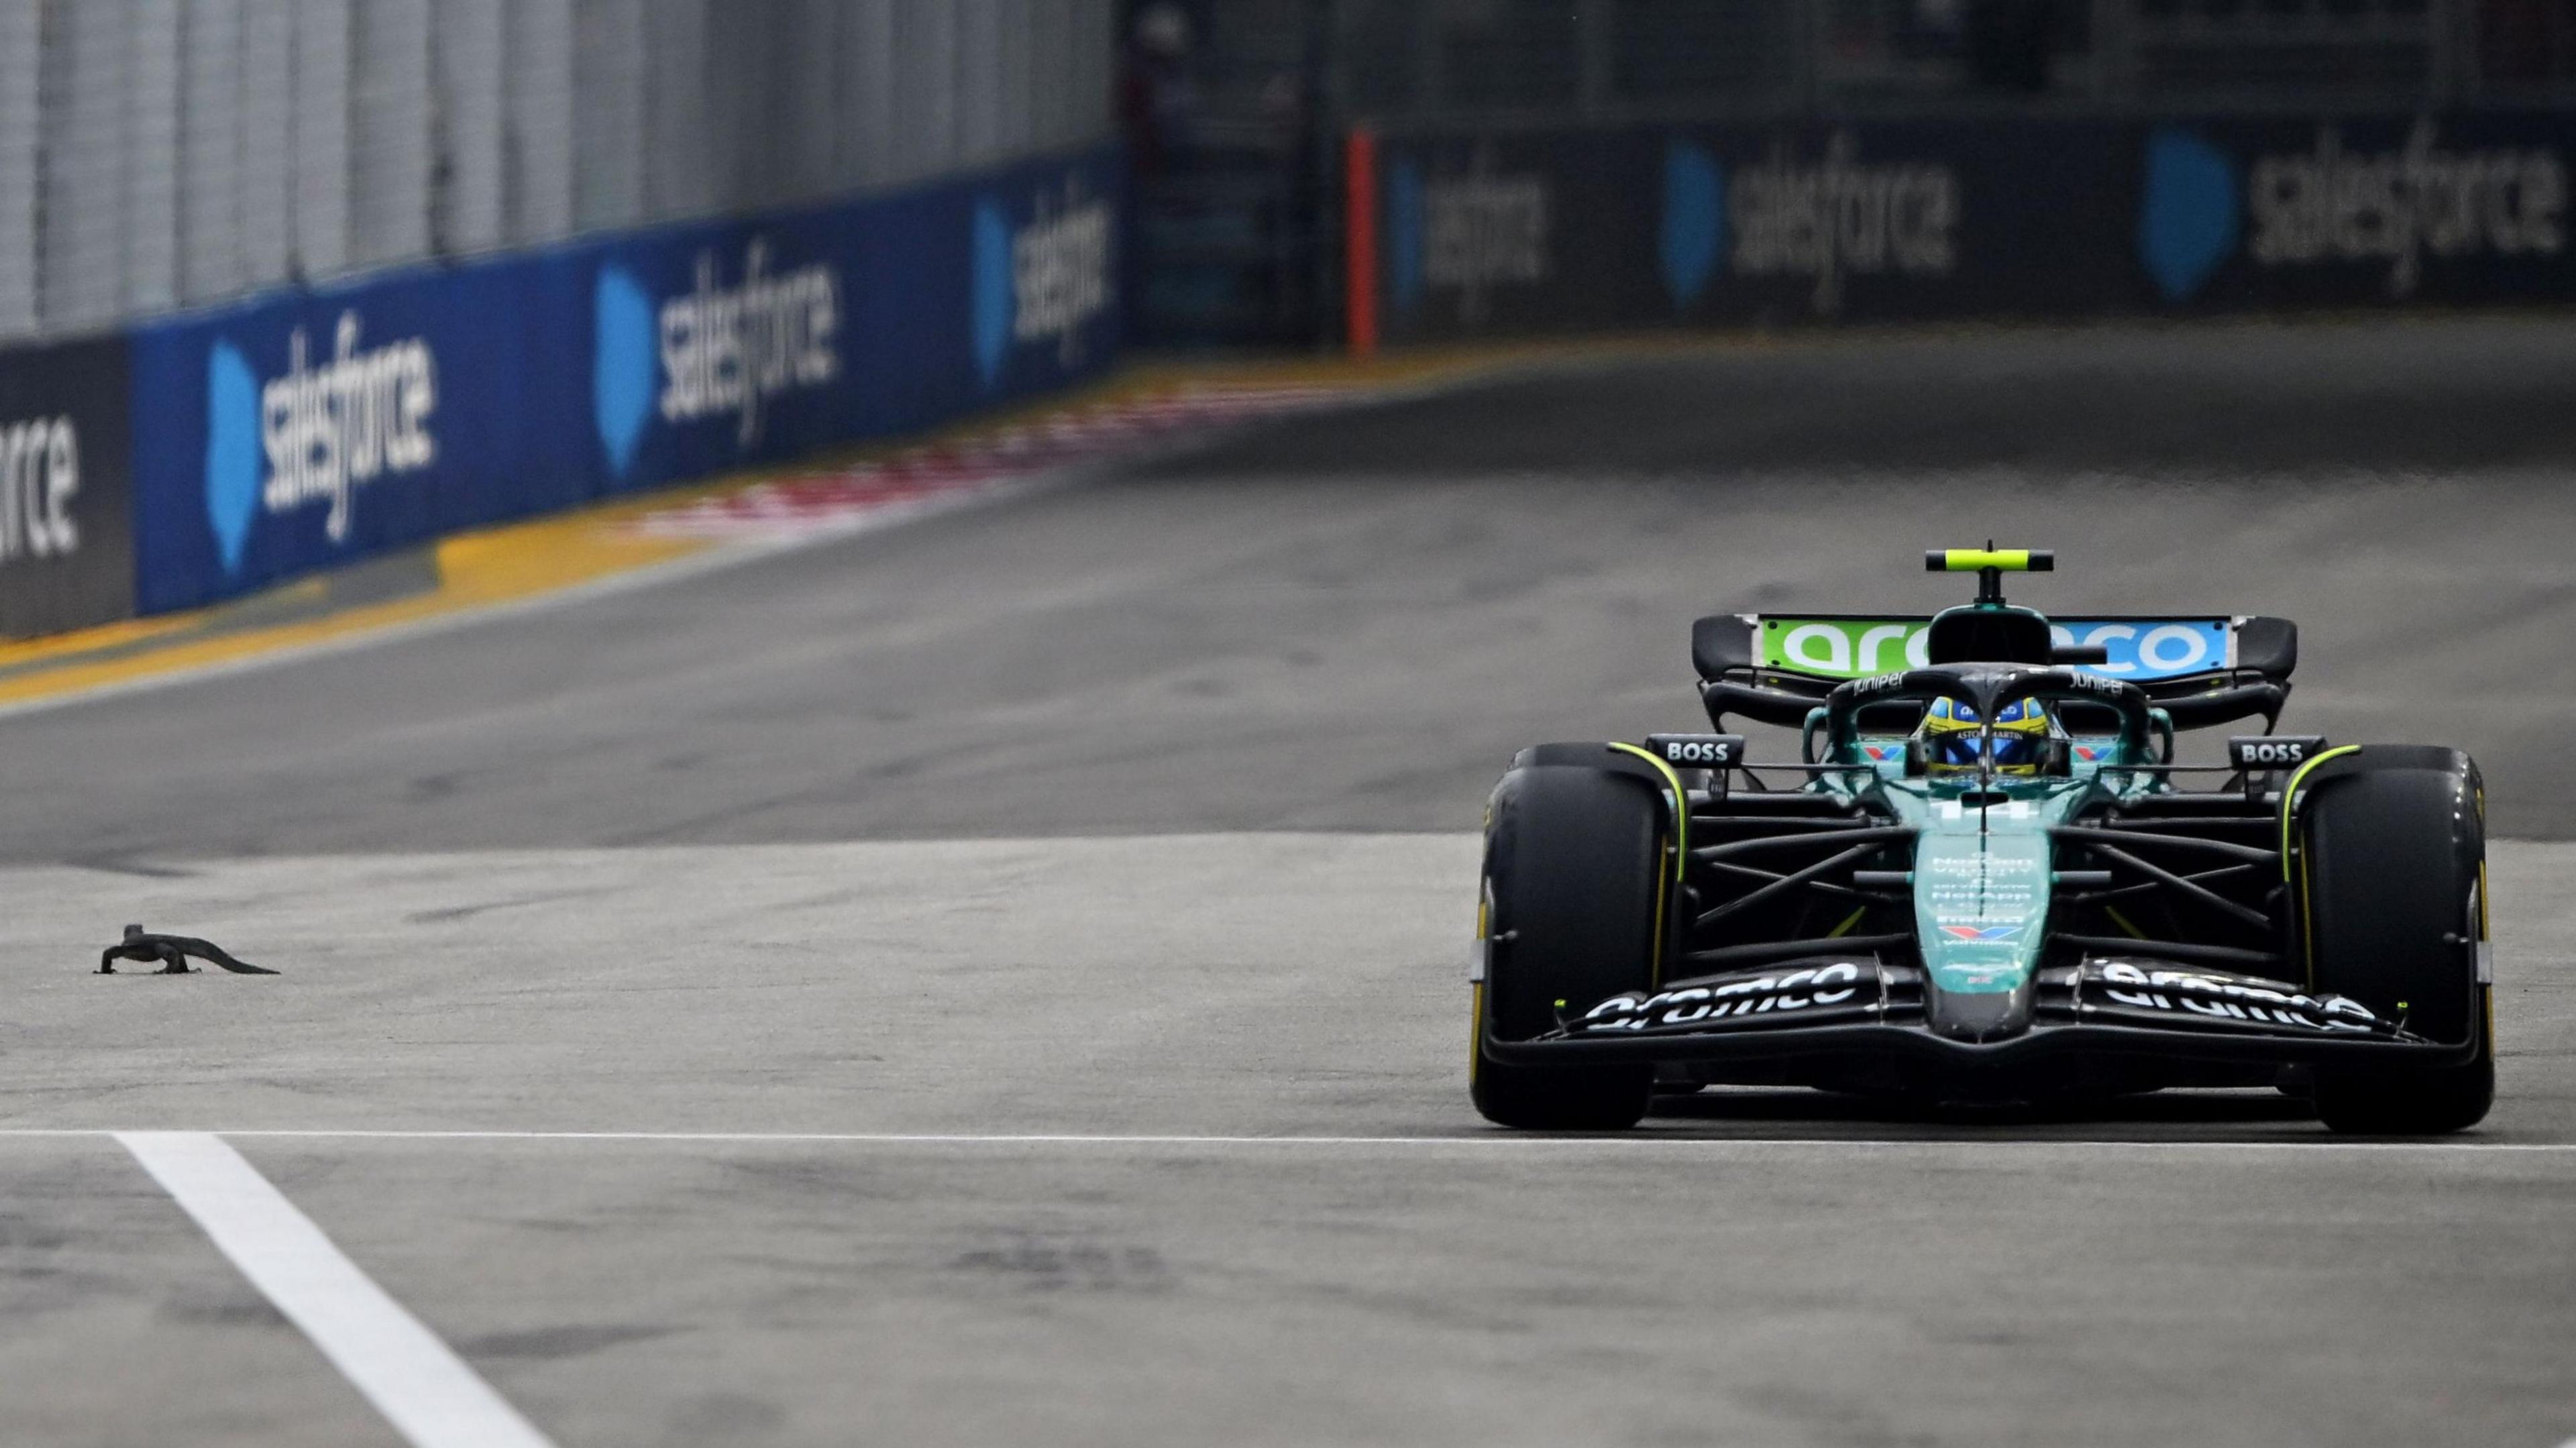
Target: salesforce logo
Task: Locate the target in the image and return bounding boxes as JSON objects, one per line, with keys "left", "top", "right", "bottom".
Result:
{"left": 0, "top": 414, "right": 83, "bottom": 566}
{"left": 1658, "top": 133, "right": 1959, "bottom": 315}
{"left": 593, "top": 267, "right": 656, "bottom": 480}
{"left": 1385, "top": 156, "right": 1423, "bottom": 316}
{"left": 972, "top": 177, "right": 1114, "bottom": 390}
{"left": 2137, "top": 127, "right": 2242, "bottom": 302}
{"left": 592, "top": 238, "right": 841, "bottom": 479}
{"left": 202, "top": 314, "right": 438, "bottom": 575}
{"left": 1660, "top": 141, "right": 1727, "bottom": 311}
{"left": 1383, "top": 145, "right": 1549, "bottom": 325}
{"left": 2139, "top": 120, "right": 2567, "bottom": 303}
{"left": 2247, "top": 119, "right": 2565, "bottom": 296}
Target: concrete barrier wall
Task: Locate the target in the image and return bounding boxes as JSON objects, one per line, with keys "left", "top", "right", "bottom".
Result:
{"left": 0, "top": 141, "right": 1122, "bottom": 631}
{"left": 0, "top": 334, "right": 133, "bottom": 636}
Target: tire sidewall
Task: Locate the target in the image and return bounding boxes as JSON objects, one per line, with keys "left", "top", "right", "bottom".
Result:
{"left": 2297, "top": 753, "right": 2483, "bottom": 1047}
{"left": 2298, "top": 750, "right": 2496, "bottom": 1133}
{"left": 1481, "top": 763, "right": 1669, "bottom": 1044}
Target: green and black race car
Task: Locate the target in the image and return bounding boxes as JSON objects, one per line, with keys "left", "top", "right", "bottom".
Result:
{"left": 1470, "top": 549, "right": 2494, "bottom": 1135}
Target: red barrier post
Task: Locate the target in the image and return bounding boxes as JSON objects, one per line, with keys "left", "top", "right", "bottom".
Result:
{"left": 1344, "top": 127, "right": 1379, "bottom": 359}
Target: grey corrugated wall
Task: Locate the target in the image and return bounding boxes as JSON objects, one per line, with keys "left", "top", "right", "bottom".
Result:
{"left": 0, "top": 0, "right": 1116, "bottom": 341}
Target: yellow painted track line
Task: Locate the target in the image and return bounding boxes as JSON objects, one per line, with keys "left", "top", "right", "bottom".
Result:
{"left": 0, "top": 337, "right": 1785, "bottom": 714}
{"left": 0, "top": 515, "right": 709, "bottom": 711}
{"left": 0, "top": 606, "right": 207, "bottom": 669}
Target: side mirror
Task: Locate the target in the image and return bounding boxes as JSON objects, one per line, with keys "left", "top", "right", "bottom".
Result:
{"left": 2051, "top": 644, "right": 2110, "bottom": 665}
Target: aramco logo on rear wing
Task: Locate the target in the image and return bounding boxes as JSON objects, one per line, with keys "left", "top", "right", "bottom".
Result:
{"left": 1755, "top": 616, "right": 2233, "bottom": 680}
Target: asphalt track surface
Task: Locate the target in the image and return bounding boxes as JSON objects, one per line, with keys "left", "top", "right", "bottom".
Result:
{"left": 2, "top": 316, "right": 2572, "bottom": 1447}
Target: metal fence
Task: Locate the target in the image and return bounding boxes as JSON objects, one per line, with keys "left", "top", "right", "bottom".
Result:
{"left": 0, "top": 0, "right": 1118, "bottom": 343}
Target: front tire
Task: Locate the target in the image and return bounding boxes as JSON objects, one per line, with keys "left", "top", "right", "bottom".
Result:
{"left": 2314, "top": 1002, "right": 2493, "bottom": 1135}
{"left": 1471, "top": 764, "right": 1664, "bottom": 1130}
{"left": 2298, "top": 750, "right": 2495, "bottom": 1135}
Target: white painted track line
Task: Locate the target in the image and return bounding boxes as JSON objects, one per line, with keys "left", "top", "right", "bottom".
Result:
{"left": 117, "top": 1132, "right": 555, "bottom": 1448}
{"left": 20, "top": 1128, "right": 2571, "bottom": 1150}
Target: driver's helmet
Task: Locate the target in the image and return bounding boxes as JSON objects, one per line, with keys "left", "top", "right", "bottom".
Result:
{"left": 1919, "top": 695, "right": 2053, "bottom": 775}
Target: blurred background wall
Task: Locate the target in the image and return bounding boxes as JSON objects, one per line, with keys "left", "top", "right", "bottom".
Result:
{"left": 1121, "top": 0, "right": 2576, "bottom": 345}
{"left": 3, "top": 0, "right": 2571, "bottom": 638}
{"left": 0, "top": 1, "right": 1124, "bottom": 638}
{"left": 0, "top": 0, "right": 1119, "bottom": 341}
{"left": 1323, "top": 0, "right": 2560, "bottom": 113}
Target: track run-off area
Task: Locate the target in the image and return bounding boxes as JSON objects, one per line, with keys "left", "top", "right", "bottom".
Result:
{"left": 2, "top": 318, "right": 2572, "bottom": 1447}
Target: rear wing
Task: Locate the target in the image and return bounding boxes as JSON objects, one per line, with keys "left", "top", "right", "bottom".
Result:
{"left": 1692, "top": 613, "right": 2298, "bottom": 730}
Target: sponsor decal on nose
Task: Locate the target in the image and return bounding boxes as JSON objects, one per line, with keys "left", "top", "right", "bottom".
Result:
{"left": 1941, "top": 924, "right": 2025, "bottom": 942}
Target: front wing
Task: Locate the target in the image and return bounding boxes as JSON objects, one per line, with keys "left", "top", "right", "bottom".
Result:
{"left": 1481, "top": 958, "right": 2480, "bottom": 1071}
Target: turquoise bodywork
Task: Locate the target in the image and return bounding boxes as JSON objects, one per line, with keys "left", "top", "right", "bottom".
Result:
{"left": 1812, "top": 702, "right": 2169, "bottom": 1038}
{"left": 1886, "top": 781, "right": 2085, "bottom": 996}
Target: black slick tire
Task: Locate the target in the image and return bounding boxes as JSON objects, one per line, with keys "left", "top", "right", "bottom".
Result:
{"left": 1472, "top": 763, "right": 1662, "bottom": 1131}
{"left": 2299, "top": 750, "right": 2495, "bottom": 1135}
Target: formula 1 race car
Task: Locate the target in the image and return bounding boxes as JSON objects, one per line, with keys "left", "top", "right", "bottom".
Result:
{"left": 1470, "top": 549, "right": 2494, "bottom": 1135}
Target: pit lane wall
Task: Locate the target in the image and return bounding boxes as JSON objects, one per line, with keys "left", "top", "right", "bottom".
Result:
{"left": 0, "top": 143, "right": 1121, "bottom": 632}
{"left": 1352, "top": 113, "right": 2575, "bottom": 345}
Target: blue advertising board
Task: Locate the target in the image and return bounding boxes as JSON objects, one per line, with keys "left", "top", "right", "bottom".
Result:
{"left": 1372, "top": 111, "right": 2576, "bottom": 345}
{"left": 130, "top": 143, "right": 1122, "bottom": 614}
{"left": 1373, "top": 121, "right": 2131, "bottom": 341}
{"left": 2131, "top": 111, "right": 2576, "bottom": 312}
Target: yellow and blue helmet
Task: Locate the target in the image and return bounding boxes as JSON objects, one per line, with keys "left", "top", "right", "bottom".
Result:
{"left": 1919, "top": 695, "right": 2053, "bottom": 775}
